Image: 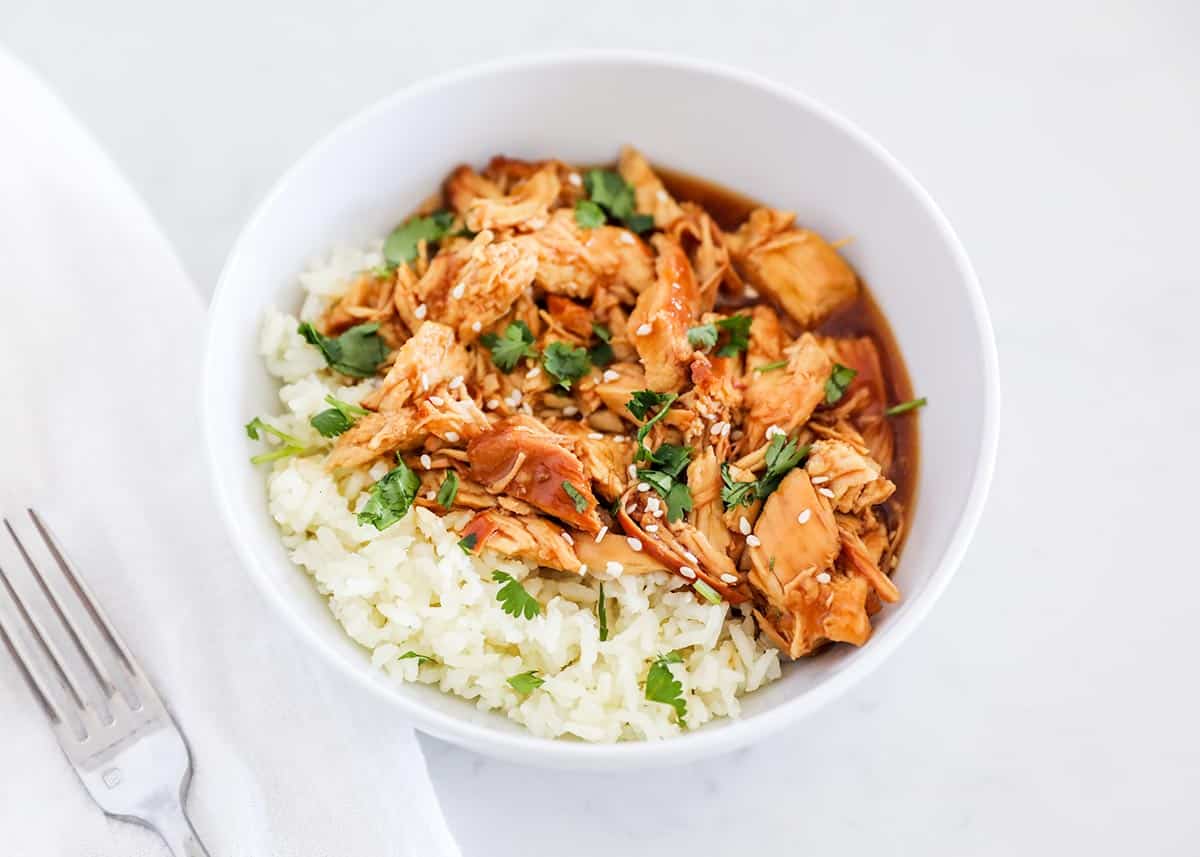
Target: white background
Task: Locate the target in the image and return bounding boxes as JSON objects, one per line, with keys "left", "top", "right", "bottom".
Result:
{"left": 3, "top": 1, "right": 1199, "bottom": 854}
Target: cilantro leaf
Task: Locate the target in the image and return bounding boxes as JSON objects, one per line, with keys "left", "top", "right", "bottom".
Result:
{"left": 244, "top": 418, "right": 307, "bottom": 464}
{"left": 714, "top": 315, "right": 753, "bottom": 357}
{"left": 637, "top": 469, "right": 674, "bottom": 497}
{"left": 824, "top": 363, "right": 858, "bottom": 404}
{"left": 436, "top": 471, "right": 459, "bottom": 508}
{"left": 636, "top": 454, "right": 693, "bottom": 523}
{"left": 357, "top": 458, "right": 420, "bottom": 530}
{"left": 480, "top": 321, "right": 537, "bottom": 372}
{"left": 310, "top": 396, "right": 367, "bottom": 438}
{"left": 542, "top": 341, "right": 591, "bottom": 389}
{"left": 574, "top": 199, "right": 606, "bottom": 229}
{"left": 597, "top": 581, "right": 609, "bottom": 642}
{"left": 297, "top": 321, "right": 388, "bottom": 378}
{"left": 665, "top": 482, "right": 693, "bottom": 523}
{"left": 493, "top": 571, "right": 541, "bottom": 620}
{"left": 458, "top": 532, "right": 478, "bottom": 554}
{"left": 562, "top": 481, "right": 589, "bottom": 513}
{"left": 645, "top": 651, "right": 687, "bottom": 726}
{"left": 720, "top": 462, "right": 758, "bottom": 509}
{"left": 885, "top": 396, "right": 927, "bottom": 416}
{"left": 588, "top": 322, "right": 614, "bottom": 367}
{"left": 507, "top": 670, "right": 545, "bottom": 695}
{"left": 592, "top": 322, "right": 612, "bottom": 342}
{"left": 398, "top": 651, "right": 436, "bottom": 666}
{"left": 757, "top": 436, "right": 811, "bottom": 499}
{"left": 627, "top": 391, "right": 678, "bottom": 462}
{"left": 686, "top": 323, "right": 718, "bottom": 349}
{"left": 383, "top": 210, "right": 455, "bottom": 265}
{"left": 647, "top": 443, "right": 692, "bottom": 479}
{"left": 582, "top": 169, "right": 654, "bottom": 233}
{"left": 753, "top": 359, "right": 789, "bottom": 373}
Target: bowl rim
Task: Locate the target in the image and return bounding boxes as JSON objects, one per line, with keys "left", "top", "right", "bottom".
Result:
{"left": 203, "top": 49, "right": 1000, "bottom": 769}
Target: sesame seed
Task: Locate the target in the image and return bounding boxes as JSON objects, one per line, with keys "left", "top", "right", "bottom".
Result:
{"left": 525, "top": 366, "right": 541, "bottom": 379}
{"left": 721, "top": 422, "right": 731, "bottom": 437}
{"left": 448, "top": 375, "right": 464, "bottom": 390}
{"left": 635, "top": 323, "right": 652, "bottom": 336}
{"left": 578, "top": 563, "right": 588, "bottom": 574}
{"left": 652, "top": 507, "right": 664, "bottom": 518}
{"left": 486, "top": 398, "right": 500, "bottom": 409}
{"left": 414, "top": 303, "right": 428, "bottom": 319}
{"left": 818, "top": 487, "right": 836, "bottom": 499}
{"left": 450, "top": 283, "right": 465, "bottom": 299}
{"left": 709, "top": 421, "right": 726, "bottom": 436}
{"left": 683, "top": 550, "right": 699, "bottom": 564}
{"left": 602, "top": 369, "right": 620, "bottom": 382}
{"left": 816, "top": 572, "right": 832, "bottom": 584}
{"left": 811, "top": 475, "right": 831, "bottom": 485}
{"left": 765, "top": 425, "right": 784, "bottom": 439}
{"left": 637, "top": 482, "right": 650, "bottom": 493}
{"left": 424, "top": 490, "right": 436, "bottom": 500}
{"left": 645, "top": 496, "right": 661, "bottom": 512}
{"left": 444, "top": 431, "right": 460, "bottom": 443}
{"left": 429, "top": 395, "right": 445, "bottom": 406}
{"left": 679, "top": 566, "right": 697, "bottom": 579}
{"left": 626, "top": 537, "right": 643, "bottom": 552}
{"left": 606, "top": 561, "right": 624, "bottom": 576}
{"left": 470, "top": 320, "right": 482, "bottom": 333}
{"left": 745, "top": 534, "right": 762, "bottom": 548}
{"left": 595, "top": 525, "right": 608, "bottom": 543}
{"left": 508, "top": 390, "right": 523, "bottom": 404}
{"left": 562, "top": 405, "right": 579, "bottom": 416}
{"left": 420, "top": 373, "right": 430, "bottom": 390}
{"left": 568, "top": 173, "right": 582, "bottom": 187}
{"left": 614, "top": 435, "right": 627, "bottom": 443}
{"left": 797, "top": 508, "right": 812, "bottom": 524}
{"left": 619, "top": 232, "right": 635, "bottom": 245}
{"left": 645, "top": 524, "right": 659, "bottom": 533}
{"left": 561, "top": 531, "right": 574, "bottom": 545}
{"left": 655, "top": 189, "right": 668, "bottom": 201}
{"left": 720, "top": 573, "right": 738, "bottom": 584}
{"left": 738, "top": 516, "right": 751, "bottom": 535}
{"left": 588, "top": 432, "right": 604, "bottom": 440}
{"left": 420, "top": 454, "right": 432, "bottom": 469}
{"left": 627, "top": 464, "right": 638, "bottom": 479}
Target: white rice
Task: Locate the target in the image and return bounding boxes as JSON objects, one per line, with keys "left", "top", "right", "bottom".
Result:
{"left": 257, "top": 242, "right": 782, "bottom": 742}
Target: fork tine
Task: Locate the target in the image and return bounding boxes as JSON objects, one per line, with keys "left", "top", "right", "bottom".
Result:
{"left": 0, "top": 553, "right": 88, "bottom": 739}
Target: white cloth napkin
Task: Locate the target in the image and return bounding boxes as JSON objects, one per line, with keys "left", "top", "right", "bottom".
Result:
{"left": 0, "top": 50, "right": 461, "bottom": 857}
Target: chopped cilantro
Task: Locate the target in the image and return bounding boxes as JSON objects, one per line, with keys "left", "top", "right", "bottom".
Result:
{"left": 720, "top": 435, "right": 811, "bottom": 510}
{"left": 824, "top": 363, "right": 858, "bottom": 404}
{"left": 644, "top": 651, "right": 687, "bottom": 726}
{"left": 647, "top": 443, "right": 692, "bottom": 479}
{"left": 588, "top": 322, "right": 615, "bottom": 367}
{"left": 398, "top": 651, "right": 436, "bottom": 666}
{"left": 458, "top": 532, "right": 479, "bottom": 554}
{"left": 637, "top": 446, "right": 694, "bottom": 523}
{"left": 357, "top": 457, "right": 420, "bottom": 530}
{"left": 598, "top": 581, "right": 609, "bottom": 642}
{"left": 507, "top": 670, "right": 545, "bottom": 695}
{"left": 753, "top": 359, "right": 789, "bottom": 373}
{"left": 627, "top": 390, "right": 678, "bottom": 462}
{"left": 244, "top": 417, "right": 307, "bottom": 464}
{"left": 297, "top": 321, "right": 388, "bottom": 378}
{"left": 493, "top": 571, "right": 541, "bottom": 620}
{"left": 686, "top": 323, "right": 718, "bottom": 350}
{"left": 436, "top": 471, "right": 459, "bottom": 508}
{"left": 542, "top": 341, "right": 591, "bottom": 389}
{"left": 310, "top": 395, "right": 369, "bottom": 438}
{"left": 562, "top": 481, "right": 589, "bottom": 513}
{"left": 665, "top": 482, "right": 694, "bottom": 522}
{"left": 693, "top": 580, "right": 722, "bottom": 604}
{"left": 720, "top": 464, "right": 758, "bottom": 509}
{"left": 714, "top": 315, "right": 753, "bottom": 357}
{"left": 592, "top": 322, "right": 612, "bottom": 342}
{"left": 480, "top": 321, "right": 537, "bottom": 372}
{"left": 582, "top": 169, "right": 654, "bottom": 234}
{"left": 574, "top": 199, "right": 606, "bottom": 229}
{"left": 383, "top": 210, "right": 455, "bottom": 265}
{"left": 885, "top": 397, "right": 927, "bottom": 416}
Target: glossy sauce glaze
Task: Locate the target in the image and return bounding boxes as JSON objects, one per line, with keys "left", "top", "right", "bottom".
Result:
{"left": 656, "top": 165, "right": 919, "bottom": 533}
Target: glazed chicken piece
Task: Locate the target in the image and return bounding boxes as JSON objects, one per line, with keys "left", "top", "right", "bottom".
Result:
{"left": 461, "top": 510, "right": 581, "bottom": 573}
{"left": 328, "top": 392, "right": 490, "bottom": 471}
{"left": 321, "top": 271, "right": 406, "bottom": 346}
{"left": 742, "top": 332, "right": 832, "bottom": 451}
{"left": 582, "top": 361, "right": 648, "bottom": 423}
{"left": 550, "top": 419, "right": 635, "bottom": 502}
{"left": 468, "top": 415, "right": 603, "bottom": 532}
{"left": 666, "top": 203, "right": 741, "bottom": 312}
{"left": 617, "top": 145, "right": 683, "bottom": 228}
{"left": 410, "top": 232, "right": 537, "bottom": 343}
{"left": 483, "top": 156, "right": 585, "bottom": 207}
{"left": 816, "top": 335, "right": 894, "bottom": 470}
{"left": 545, "top": 295, "right": 594, "bottom": 339}
{"left": 686, "top": 350, "right": 743, "bottom": 443}
{"left": 805, "top": 439, "right": 896, "bottom": 514}
{"left": 727, "top": 208, "right": 858, "bottom": 329}
{"left": 685, "top": 448, "right": 732, "bottom": 556}
{"left": 627, "top": 234, "right": 699, "bottom": 392}
{"left": 444, "top": 165, "right": 502, "bottom": 215}
{"left": 464, "top": 164, "right": 560, "bottom": 233}
{"left": 362, "top": 322, "right": 470, "bottom": 412}
{"left": 515, "top": 209, "right": 654, "bottom": 298}
{"left": 574, "top": 531, "right": 668, "bottom": 575}
{"left": 745, "top": 468, "right": 873, "bottom": 657}
{"left": 838, "top": 519, "right": 901, "bottom": 604}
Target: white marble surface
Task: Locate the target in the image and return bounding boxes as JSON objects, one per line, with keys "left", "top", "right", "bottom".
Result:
{"left": 3, "top": 1, "right": 1199, "bottom": 854}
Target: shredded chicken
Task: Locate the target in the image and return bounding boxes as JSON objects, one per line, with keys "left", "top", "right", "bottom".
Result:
{"left": 307, "top": 146, "right": 916, "bottom": 663}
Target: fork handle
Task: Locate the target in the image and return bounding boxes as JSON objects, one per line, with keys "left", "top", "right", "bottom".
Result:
{"left": 147, "top": 801, "right": 210, "bottom": 857}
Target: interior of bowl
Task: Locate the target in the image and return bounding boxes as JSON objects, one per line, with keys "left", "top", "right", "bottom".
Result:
{"left": 203, "top": 54, "right": 997, "bottom": 767}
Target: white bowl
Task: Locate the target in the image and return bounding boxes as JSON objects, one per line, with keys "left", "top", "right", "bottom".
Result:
{"left": 203, "top": 52, "right": 999, "bottom": 769}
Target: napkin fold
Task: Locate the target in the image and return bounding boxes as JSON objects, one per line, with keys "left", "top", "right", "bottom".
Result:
{"left": 0, "top": 49, "right": 460, "bottom": 857}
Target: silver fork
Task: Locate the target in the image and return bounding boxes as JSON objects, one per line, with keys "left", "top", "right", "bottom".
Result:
{"left": 0, "top": 508, "right": 210, "bottom": 857}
